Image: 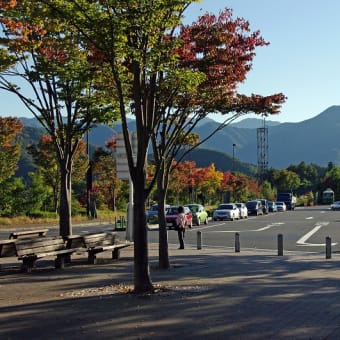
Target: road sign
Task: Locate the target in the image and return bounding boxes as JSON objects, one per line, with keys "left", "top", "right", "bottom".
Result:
{"left": 116, "top": 132, "right": 137, "bottom": 180}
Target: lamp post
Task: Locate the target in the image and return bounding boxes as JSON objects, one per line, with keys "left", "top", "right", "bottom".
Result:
{"left": 86, "top": 130, "right": 92, "bottom": 218}
{"left": 232, "top": 143, "right": 236, "bottom": 173}
{"left": 232, "top": 143, "right": 236, "bottom": 202}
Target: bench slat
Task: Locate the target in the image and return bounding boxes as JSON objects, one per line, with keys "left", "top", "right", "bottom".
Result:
{"left": 19, "top": 248, "right": 76, "bottom": 259}
{"left": 15, "top": 237, "right": 65, "bottom": 256}
{"left": 9, "top": 229, "right": 49, "bottom": 239}
{"left": 82, "top": 232, "right": 117, "bottom": 248}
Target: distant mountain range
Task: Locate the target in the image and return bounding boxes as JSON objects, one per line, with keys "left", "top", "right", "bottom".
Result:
{"left": 17, "top": 105, "right": 340, "bottom": 178}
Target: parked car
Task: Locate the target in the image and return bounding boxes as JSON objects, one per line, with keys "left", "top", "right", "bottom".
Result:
{"left": 330, "top": 201, "right": 340, "bottom": 211}
{"left": 147, "top": 203, "right": 170, "bottom": 224}
{"left": 185, "top": 203, "right": 209, "bottom": 226}
{"left": 276, "top": 201, "right": 287, "bottom": 212}
{"left": 213, "top": 203, "right": 240, "bottom": 221}
{"left": 166, "top": 205, "right": 193, "bottom": 229}
{"left": 246, "top": 200, "right": 264, "bottom": 216}
{"left": 235, "top": 203, "right": 248, "bottom": 219}
{"left": 259, "top": 199, "right": 269, "bottom": 214}
{"left": 268, "top": 201, "right": 278, "bottom": 212}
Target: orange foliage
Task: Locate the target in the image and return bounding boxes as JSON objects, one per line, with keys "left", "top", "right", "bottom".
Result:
{"left": 0, "top": 0, "right": 16, "bottom": 9}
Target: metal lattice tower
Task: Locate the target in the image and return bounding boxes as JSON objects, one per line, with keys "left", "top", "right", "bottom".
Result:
{"left": 257, "top": 118, "right": 268, "bottom": 183}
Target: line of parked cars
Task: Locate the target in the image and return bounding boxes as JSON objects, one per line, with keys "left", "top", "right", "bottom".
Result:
{"left": 147, "top": 198, "right": 287, "bottom": 228}
{"left": 147, "top": 203, "right": 209, "bottom": 229}
{"left": 212, "top": 198, "right": 287, "bottom": 222}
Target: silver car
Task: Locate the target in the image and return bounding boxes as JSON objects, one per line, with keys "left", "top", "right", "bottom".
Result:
{"left": 235, "top": 203, "right": 248, "bottom": 219}
{"left": 213, "top": 203, "right": 240, "bottom": 221}
{"left": 331, "top": 201, "right": 340, "bottom": 211}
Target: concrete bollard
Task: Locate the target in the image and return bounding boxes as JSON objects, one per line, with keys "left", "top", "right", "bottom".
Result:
{"left": 235, "top": 232, "right": 240, "bottom": 252}
{"left": 326, "top": 236, "right": 332, "bottom": 259}
{"left": 278, "top": 234, "right": 283, "bottom": 256}
{"left": 197, "top": 231, "right": 202, "bottom": 250}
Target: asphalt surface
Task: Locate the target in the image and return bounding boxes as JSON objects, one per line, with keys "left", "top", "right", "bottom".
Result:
{"left": 1, "top": 242, "right": 340, "bottom": 339}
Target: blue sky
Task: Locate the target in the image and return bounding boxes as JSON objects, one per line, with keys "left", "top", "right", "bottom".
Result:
{"left": 1, "top": 0, "right": 339, "bottom": 124}
{"left": 185, "top": 0, "right": 340, "bottom": 123}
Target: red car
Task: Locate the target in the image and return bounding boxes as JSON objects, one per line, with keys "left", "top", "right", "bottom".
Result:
{"left": 166, "top": 206, "right": 193, "bottom": 229}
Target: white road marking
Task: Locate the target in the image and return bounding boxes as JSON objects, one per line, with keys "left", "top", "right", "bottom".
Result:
{"left": 296, "top": 222, "right": 337, "bottom": 246}
{"left": 305, "top": 217, "right": 314, "bottom": 220}
{"left": 206, "top": 223, "right": 284, "bottom": 233}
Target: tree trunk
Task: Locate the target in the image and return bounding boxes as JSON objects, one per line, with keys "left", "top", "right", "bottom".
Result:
{"left": 59, "top": 165, "right": 72, "bottom": 237}
{"left": 133, "top": 173, "right": 153, "bottom": 293}
{"left": 157, "top": 177, "right": 170, "bottom": 269}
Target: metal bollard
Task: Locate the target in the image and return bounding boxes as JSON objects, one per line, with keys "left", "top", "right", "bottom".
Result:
{"left": 278, "top": 234, "right": 283, "bottom": 256}
{"left": 235, "top": 232, "right": 240, "bottom": 252}
{"left": 326, "top": 236, "right": 332, "bottom": 259}
{"left": 197, "top": 231, "right": 202, "bottom": 250}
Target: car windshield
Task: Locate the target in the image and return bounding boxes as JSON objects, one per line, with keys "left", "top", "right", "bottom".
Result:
{"left": 150, "top": 205, "right": 158, "bottom": 211}
{"left": 167, "top": 207, "right": 179, "bottom": 215}
{"left": 218, "top": 204, "right": 234, "bottom": 210}
{"left": 247, "top": 201, "right": 257, "bottom": 208}
{"left": 187, "top": 205, "right": 198, "bottom": 212}
{"left": 236, "top": 203, "right": 242, "bottom": 208}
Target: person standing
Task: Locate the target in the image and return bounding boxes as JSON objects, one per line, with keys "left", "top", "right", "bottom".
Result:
{"left": 176, "top": 206, "right": 187, "bottom": 249}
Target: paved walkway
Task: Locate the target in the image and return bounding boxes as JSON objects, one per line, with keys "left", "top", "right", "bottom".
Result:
{"left": 1, "top": 243, "right": 340, "bottom": 339}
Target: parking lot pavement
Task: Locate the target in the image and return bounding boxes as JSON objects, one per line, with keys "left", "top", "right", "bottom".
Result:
{"left": 1, "top": 244, "right": 340, "bottom": 339}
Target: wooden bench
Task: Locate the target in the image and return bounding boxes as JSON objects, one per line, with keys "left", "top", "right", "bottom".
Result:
{"left": 81, "top": 232, "right": 132, "bottom": 265}
{"left": 9, "top": 228, "right": 49, "bottom": 239}
{"left": 15, "top": 236, "right": 79, "bottom": 273}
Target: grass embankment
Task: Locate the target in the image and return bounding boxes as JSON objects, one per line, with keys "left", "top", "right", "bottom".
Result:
{"left": 0, "top": 210, "right": 126, "bottom": 230}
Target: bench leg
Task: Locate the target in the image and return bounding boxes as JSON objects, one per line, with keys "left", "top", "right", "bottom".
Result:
{"left": 88, "top": 252, "right": 97, "bottom": 265}
{"left": 21, "top": 257, "right": 35, "bottom": 273}
{"left": 112, "top": 248, "right": 120, "bottom": 260}
{"left": 55, "top": 255, "right": 65, "bottom": 269}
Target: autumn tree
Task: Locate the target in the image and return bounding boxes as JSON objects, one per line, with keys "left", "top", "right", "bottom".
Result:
{"left": 0, "top": 116, "right": 22, "bottom": 184}
{"left": 150, "top": 8, "right": 286, "bottom": 269}
{"left": 167, "top": 161, "right": 197, "bottom": 203}
{"left": 196, "top": 164, "right": 224, "bottom": 202}
{"left": 32, "top": 2, "right": 286, "bottom": 290}
{"left": 35, "top": 0, "right": 203, "bottom": 293}
{"left": 0, "top": 2, "right": 116, "bottom": 236}
{"left": 91, "top": 143, "right": 123, "bottom": 212}
{"left": 0, "top": 116, "right": 24, "bottom": 216}
{"left": 28, "top": 135, "right": 89, "bottom": 213}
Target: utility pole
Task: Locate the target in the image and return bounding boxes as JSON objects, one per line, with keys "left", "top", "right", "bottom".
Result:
{"left": 257, "top": 117, "right": 268, "bottom": 183}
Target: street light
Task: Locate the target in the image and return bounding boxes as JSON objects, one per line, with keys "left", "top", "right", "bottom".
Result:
{"left": 232, "top": 143, "right": 236, "bottom": 173}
